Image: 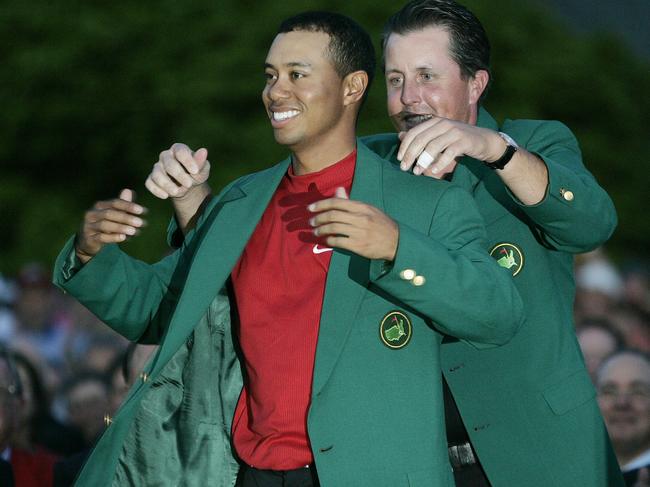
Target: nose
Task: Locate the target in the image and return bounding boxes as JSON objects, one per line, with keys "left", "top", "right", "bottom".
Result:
{"left": 612, "top": 393, "right": 633, "bottom": 409}
{"left": 265, "top": 75, "right": 290, "bottom": 103}
{"left": 400, "top": 77, "right": 422, "bottom": 107}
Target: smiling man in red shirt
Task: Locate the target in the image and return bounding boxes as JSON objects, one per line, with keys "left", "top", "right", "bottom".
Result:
{"left": 54, "top": 11, "right": 523, "bottom": 487}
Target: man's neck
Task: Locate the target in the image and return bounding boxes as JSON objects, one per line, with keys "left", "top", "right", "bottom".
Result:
{"left": 291, "top": 133, "right": 356, "bottom": 176}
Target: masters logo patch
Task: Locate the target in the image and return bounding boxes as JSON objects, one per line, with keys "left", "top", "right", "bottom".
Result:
{"left": 380, "top": 311, "right": 412, "bottom": 349}
{"left": 490, "top": 243, "right": 524, "bottom": 277}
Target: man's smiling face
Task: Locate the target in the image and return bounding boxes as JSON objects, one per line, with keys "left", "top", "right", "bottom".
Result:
{"left": 263, "top": 31, "right": 346, "bottom": 152}
{"left": 384, "top": 26, "right": 481, "bottom": 132}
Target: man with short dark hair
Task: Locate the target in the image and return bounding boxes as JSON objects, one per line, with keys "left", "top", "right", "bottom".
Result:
{"left": 54, "top": 11, "right": 522, "bottom": 487}
{"left": 366, "top": 1, "right": 623, "bottom": 486}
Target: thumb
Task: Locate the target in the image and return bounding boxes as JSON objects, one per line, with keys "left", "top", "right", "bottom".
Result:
{"left": 194, "top": 148, "right": 208, "bottom": 165}
{"left": 335, "top": 187, "right": 349, "bottom": 199}
{"left": 119, "top": 188, "right": 135, "bottom": 202}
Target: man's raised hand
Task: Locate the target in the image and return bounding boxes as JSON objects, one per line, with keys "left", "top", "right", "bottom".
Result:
{"left": 397, "top": 116, "right": 506, "bottom": 178}
{"left": 75, "top": 189, "right": 147, "bottom": 264}
{"left": 308, "top": 187, "right": 399, "bottom": 261}
{"left": 145, "top": 143, "right": 211, "bottom": 200}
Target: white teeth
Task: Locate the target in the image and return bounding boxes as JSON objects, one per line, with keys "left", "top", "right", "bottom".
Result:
{"left": 272, "top": 110, "right": 300, "bottom": 121}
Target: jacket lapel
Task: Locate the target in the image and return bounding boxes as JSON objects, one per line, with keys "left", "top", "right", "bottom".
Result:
{"left": 312, "top": 141, "right": 385, "bottom": 396}
{"left": 150, "top": 158, "right": 291, "bottom": 376}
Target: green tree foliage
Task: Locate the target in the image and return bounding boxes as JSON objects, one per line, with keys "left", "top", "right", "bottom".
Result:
{"left": 1, "top": 0, "right": 647, "bottom": 273}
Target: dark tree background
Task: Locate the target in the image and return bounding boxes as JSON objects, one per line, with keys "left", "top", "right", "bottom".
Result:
{"left": 1, "top": 0, "right": 648, "bottom": 273}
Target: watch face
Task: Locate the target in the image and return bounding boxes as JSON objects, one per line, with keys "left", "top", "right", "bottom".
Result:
{"left": 499, "top": 132, "right": 519, "bottom": 148}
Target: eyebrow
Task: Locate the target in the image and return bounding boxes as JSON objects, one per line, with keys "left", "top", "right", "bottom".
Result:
{"left": 264, "top": 61, "right": 312, "bottom": 70}
{"left": 385, "top": 65, "right": 435, "bottom": 73}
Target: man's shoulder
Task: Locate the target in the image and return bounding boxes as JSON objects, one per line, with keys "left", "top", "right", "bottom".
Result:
{"left": 500, "top": 117, "right": 576, "bottom": 146}
{"left": 360, "top": 133, "right": 399, "bottom": 160}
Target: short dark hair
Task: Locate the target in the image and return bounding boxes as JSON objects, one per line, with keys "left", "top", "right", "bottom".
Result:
{"left": 278, "top": 11, "right": 376, "bottom": 105}
{"left": 382, "top": 0, "right": 491, "bottom": 98}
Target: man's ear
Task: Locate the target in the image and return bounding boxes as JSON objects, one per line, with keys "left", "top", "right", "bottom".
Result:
{"left": 343, "top": 70, "right": 369, "bottom": 107}
{"left": 468, "top": 69, "right": 489, "bottom": 105}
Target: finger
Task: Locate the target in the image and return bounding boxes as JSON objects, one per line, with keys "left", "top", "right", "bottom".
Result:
{"left": 314, "top": 222, "right": 357, "bottom": 238}
{"left": 119, "top": 188, "right": 131, "bottom": 202}
{"left": 310, "top": 209, "right": 360, "bottom": 227}
{"left": 195, "top": 159, "right": 211, "bottom": 183}
{"left": 429, "top": 147, "right": 459, "bottom": 176}
{"left": 308, "top": 197, "right": 366, "bottom": 213}
{"left": 151, "top": 169, "right": 182, "bottom": 197}
{"left": 335, "top": 186, "right": 348, "bottom": 199}
{"left": 93, "top": 208, "right": 145, "bottom": 228}
{"left": 94, "top": 232, "right": 128, "bottom": 244}
{"left": 412, "top": 129, "right": 461, "bottom": 175}
{"left": 172, "top": 143, "right": 198, "bottom": 174}
{"left": 194, "top": 148, "right": 208, "bottom": 166}
{"left": 145, "top": 177, "right": 170, "bottom": 200}
{"left": 161, "top": 156, "right": 194, "bottom": 188}
{"left": 412, "top": 150, "right": 434, "bottom": 175}
{"left": 401, "top": 124, "right": 453, "bottom": 172}
{"left": 88, "top": 219, "right": 139, "bottom": 236}
{"left": 94, "top": 198, "right": 146, "bottom": 216}
{"left": 397, "top": 116, "right": 443, "bottom": 162}
{"left": 324, "top": 234, "right": 357, "bottom": 252}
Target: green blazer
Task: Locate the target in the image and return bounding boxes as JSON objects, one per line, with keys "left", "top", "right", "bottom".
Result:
{"left": 54, "top": 141, "right": 523, "bottom": 487}
{"left": 363, "top": 109, "right": 624, "bottom": 487}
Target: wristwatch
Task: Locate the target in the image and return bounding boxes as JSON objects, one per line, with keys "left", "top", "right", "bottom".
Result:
{"left": 486, "top": 132, "right": 519, "bottom": 170}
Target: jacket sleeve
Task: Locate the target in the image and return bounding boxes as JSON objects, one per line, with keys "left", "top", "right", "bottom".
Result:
{"left": 503, "top": 119, "right": 617, "bottom": 252}
{"left": 52, "top": 237, "right": 185, "bottom": 344}
{"left": 369, "top": 184, "right": 524, "bottom": 349}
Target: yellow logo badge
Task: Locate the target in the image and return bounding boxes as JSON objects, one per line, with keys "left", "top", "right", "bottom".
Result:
{"left": 380, "top": 311, "right": 412, "bottom": 349}
{"left": 490, "top": 243, "right": 524, "bottom": 277}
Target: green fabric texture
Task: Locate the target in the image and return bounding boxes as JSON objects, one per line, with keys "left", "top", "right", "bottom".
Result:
{"left": 362, "top": 108, "right": 624, "bottom": 487}
{"left": 53, "top": 141, "right": 523, "bottom": 487}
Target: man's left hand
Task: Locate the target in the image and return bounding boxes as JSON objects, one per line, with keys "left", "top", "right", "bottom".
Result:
{"left": 308, "top": 188, "right": 399, "bottom": 261}
{"left": 397, "top": 116, "right": 506, "bottom": 178}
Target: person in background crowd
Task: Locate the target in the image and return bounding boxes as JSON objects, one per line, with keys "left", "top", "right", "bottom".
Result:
{"left": 59, "top": 371, "right": 110, "bottom": 449}
{"left": 597, "top": 350, "right": 650, "bottom": 486}
{"left": 12, "top": 351, "right": 85, "bottom": 457}
{"left": 13, "top": 263, "right": 71, "bottom": 370}
{"left": 53, "top": 343, "right": 156, "bottom": 487}
{"left": 608, "top": 304, "right": 650, "bottom": 354}
{"left": 0, "top": 346, "right": 58, "bottom": 487}
{"left": 622, "top": 263, "right": 650, "bottom": 315}
{"left": 575, "top": 249, "right": 625, "bottom": 322}
{"left": 577, "top": 318, "right": 624, "bottom": 381}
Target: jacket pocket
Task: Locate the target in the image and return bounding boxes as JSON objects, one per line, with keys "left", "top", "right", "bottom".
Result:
{"left": 543, "top": 369, "right": 596, "bottom": 415}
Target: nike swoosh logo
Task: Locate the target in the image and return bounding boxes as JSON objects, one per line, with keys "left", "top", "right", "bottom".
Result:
{"left": 313, "top": 245, "right": 333, "bottom": 254}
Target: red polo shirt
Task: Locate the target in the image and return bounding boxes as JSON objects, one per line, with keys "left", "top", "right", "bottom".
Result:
{"left": 231, "top": 151, "right": 356, "bottom": 470}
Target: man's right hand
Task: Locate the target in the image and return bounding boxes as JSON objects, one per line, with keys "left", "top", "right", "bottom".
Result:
{"left": 75, "top": 189, "right": 147, "bottom": 264}
{"left": 145, "top": 143, "right": 211, "bottom": 200}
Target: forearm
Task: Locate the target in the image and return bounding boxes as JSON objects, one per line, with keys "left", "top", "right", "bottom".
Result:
{"left": 496, "top": 148, "right": 549, "bottom": 205}
{"left": 53, "top": 236, "right": 182, "bottom": 342}
{"left": 172, "top": 183, "right": 212, "bottom": 235}
{"left": 501, "top": 119, "right": 617, "bottom": 250}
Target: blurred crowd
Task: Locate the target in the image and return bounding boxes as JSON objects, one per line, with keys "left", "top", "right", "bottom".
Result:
{"left": 0, "top": 248, "right": 647, "bottom": 486}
